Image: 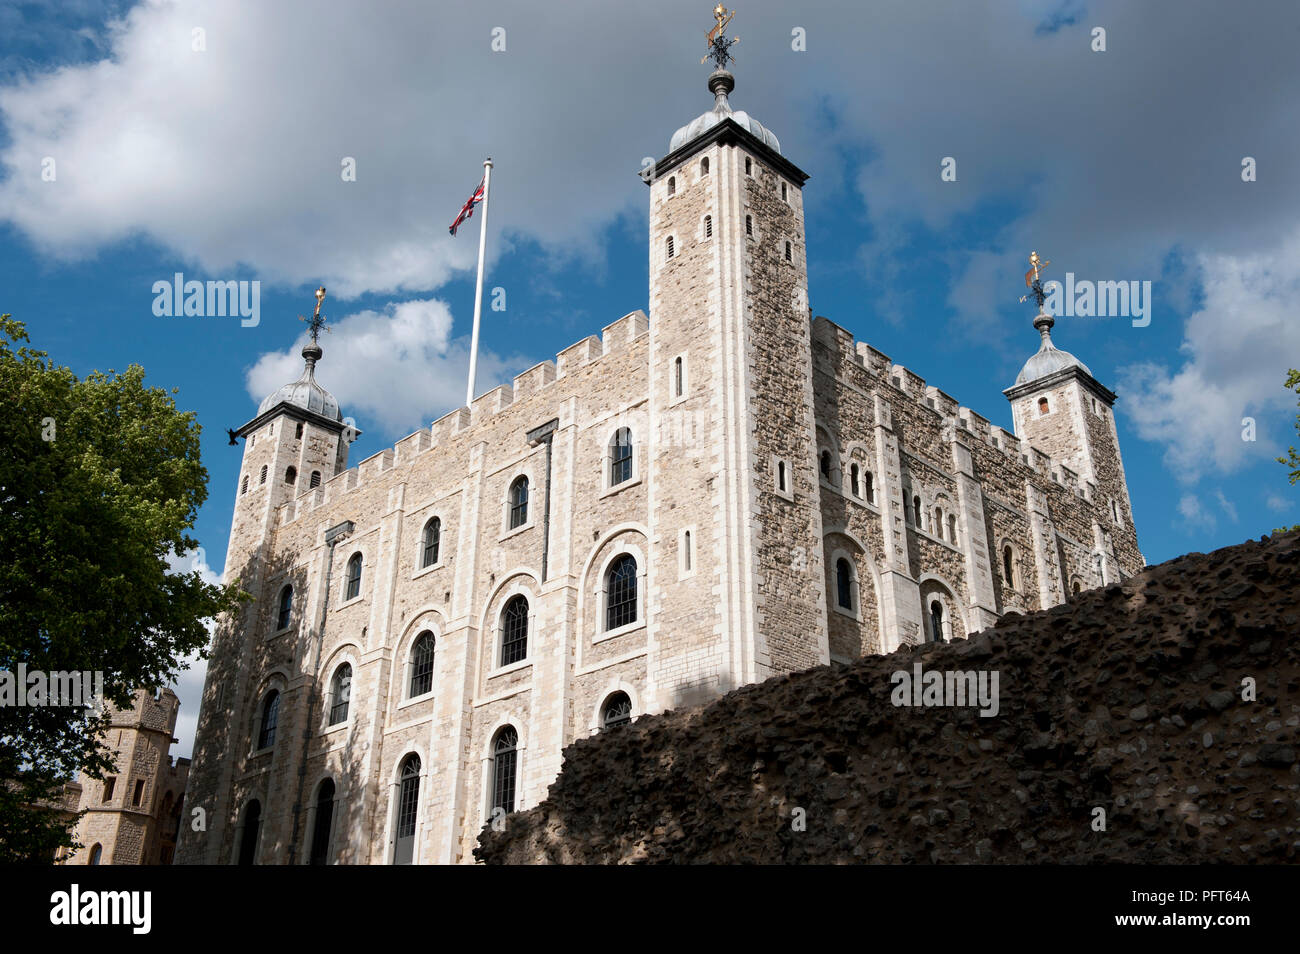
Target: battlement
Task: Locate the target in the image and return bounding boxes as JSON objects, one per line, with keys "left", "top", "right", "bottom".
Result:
{"left": 271, "top": 309, "right": 651, "bottom": 530}
{"left": 812, "top": 315, "right": 1100, "bottom": 504}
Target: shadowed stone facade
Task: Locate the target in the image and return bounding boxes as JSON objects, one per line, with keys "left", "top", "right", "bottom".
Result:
{"left": 178, "top": 66, "right": 1143, "bottom": 865}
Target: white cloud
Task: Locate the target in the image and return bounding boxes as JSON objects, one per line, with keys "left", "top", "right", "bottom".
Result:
{"left": 1117, "top": 230, "right": 1300, "bottom": 482}
{"left": 245, "top": 298, "right": 529, "bottom": 435}
{"left": 1267, "top": 494, "right": 1292, "bottom": 513}
{"left": 1213, "top": 489, "right": 1238, "bottom": 524}
{"left": 1177, "top": 494, "right": 1214, "bottom": 531}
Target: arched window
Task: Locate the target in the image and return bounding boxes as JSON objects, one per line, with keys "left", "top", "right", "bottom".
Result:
{"left": 865, "top": 471, "right": 875, "bottom": 503}
{"left": 237, "top": 800, "right": 261, "bottom": 865}
{"left": 285, "top": 466, "right": 296, "bottom": 485}
{"left": 328, "top": 663, "right": 352, "bottom": 725}
{"left": 257, "top": 690, "right": 279, "bottom": 749}
{"left": 89, "top": 844, "right": 102, "bottom": 866}
{"left": 309, "top": 471, "right": 321, "bottom": 488}
{"left": 1038, "top": 397, "right": 1050, "bottom": 415}
{"left": 682, "top": 529, "right": 693, "bottom": 573}
{"left": 492, "top": 727, "right": 519, "bottom": 815}
{"left": 421, "top": 517, "right": 441, "bottom": 568}
{"left": 500, "top": 596, "right": 529, "bottom": 666}
{"left": 602, "top": 692, "right": 632, "bottom": 730}
{"left": 276, "top": 585, "right": 293, "bottom": 630}
{"left": 934, "top": 508, "right": 943, "bottom": 539}
{"left": 744, "top": 157, "right": 752, "bottom": 175}
{"left": 408, "top": 633, "right": 434, "bottom": 698}
{"left": 344, "top": 553, "right": 362, "bottom": 601}
{"left": 777, "top": 460, "right": 788, "bottom": 493}
{"left": 850, "top": 463, "right": 860, "bottom": 497}
{"left": 913, "top": 495, "right": 922, "bottom": 527}
{"left": 703, "top": 214, "right": 713, "bottom": 239}
{"left": 259, "top": 464, "right": 267, "bottom": 485}
{"left": 609, "top": 428, "right": 633, "bottom": 486}
{"left": 241, "top": 475, "right": 249, "bottom": 496}
{"left": 819, "top": 450, "right": 832, "bottom": 481}
{"left": 309, "top": 779, "right": 334, "bottom": 866}
{"left": 674, "top": 356, "right": 684, "bottom": 397}
{"left": 295, "top": 422, "right": 304, "bottom": 439}
{"left": 745, "top": 214, "right": 753, "bottom": 236}
{"left": 700, "top": 157, "right": 709, "bottom": 175}
{"left": 948, "top": 514, "right": 958, "bottom": 543}
{"left": 835, "top": 558, "right": 854, "bottom": 611}
{"left": 784, "top": 240, "right": 793, "bottom": 262}
{"left": 393, "top": 755, "right": 420, "bottom": 865}
{"left": 508, "top": 476, "right": 529, "bottom": 529}
{"left": 606, "top": 554, "right": 638, "bottom": 630}
{"left": 929, "top": 600, "right": 945, "bottom": 643}
{"left": 1072, "top": 580, "right": 1082, "bottom": 596}
{"left": 666, "top": 235, "right": 675, "bottom": 259}
{"left": 1003, "top": 545, "right": 1016, "bottom": 589}
{"left": 667, "top": 176, "right": 676, "bottom": 196}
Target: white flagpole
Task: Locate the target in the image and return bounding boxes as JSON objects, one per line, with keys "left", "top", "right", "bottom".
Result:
{"left": 465, "top": 157, "right": 493, "bottom": 407}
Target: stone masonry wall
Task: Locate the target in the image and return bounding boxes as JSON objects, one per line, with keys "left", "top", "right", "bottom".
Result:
{"left": 477, "top": 530, "right": 1300, "bottom": 864}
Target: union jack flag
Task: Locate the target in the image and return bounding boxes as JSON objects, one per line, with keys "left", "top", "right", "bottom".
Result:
{"left": 449, "top": 177, "right": 485, "bottom": 235}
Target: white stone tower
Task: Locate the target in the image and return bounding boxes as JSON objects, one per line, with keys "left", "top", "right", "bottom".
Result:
{"left": 1003, "top": 275, "right": 1141, "bottom": 587}
{"left": 183, "top": 291, "right": 358, "bottom": 862}
{"left": 643, "top": 24, "right": 829, "bottom": 711}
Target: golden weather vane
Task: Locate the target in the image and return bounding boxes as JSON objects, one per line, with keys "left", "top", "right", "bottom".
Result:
{"left": 1019, "top": 251, "right": 1052, "bottom": 306}
{"left": 301, "top": 285, "right": 330, "bottom": 342}
{"left": 702, "top": 5, "right": 739, "bottom": 67}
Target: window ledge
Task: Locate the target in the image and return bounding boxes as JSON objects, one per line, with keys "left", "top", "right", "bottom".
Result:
{"left": 336, "top": 595, "right": 366, "bottom": 610}
{"left": 395, "top": 691, "right": 434, "bottom": 712}
{"left": 600, "top": 474, "right": 642, "bottom": 499}
{"left": 832, "top": 605, "right": 861, "bottom": 622}
{"left": 488, "top": 659, "right": 532, "bottom": 679}
{"left": 412, "top": 561, "right": 445, "bottom": 581}
{"left": 499, "top": 521, "right": 534, "bottom": 544}
{"left": 593, "top": 620, "right": 646, "bottom": 645}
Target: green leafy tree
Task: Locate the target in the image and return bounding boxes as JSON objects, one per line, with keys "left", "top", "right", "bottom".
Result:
{"left": 1277, "top": 368, "right": 1300, "bottom": 534}
{"left": 0, "top": 315, "right": 240, "bottom": 862}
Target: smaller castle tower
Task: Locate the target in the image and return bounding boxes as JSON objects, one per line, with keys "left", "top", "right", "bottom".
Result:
{"left": 65, "top": 688, "right": 189, "bottom": 864}
{"left": 1003, "top": 253, "right": 1143, "bottom": 584}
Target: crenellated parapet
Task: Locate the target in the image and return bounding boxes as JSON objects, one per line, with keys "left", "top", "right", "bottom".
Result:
{"left": 270, "top": 310, "right": 651, "bottom": 530}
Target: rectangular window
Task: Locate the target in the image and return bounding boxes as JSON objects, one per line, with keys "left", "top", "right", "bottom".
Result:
{"left": 132, "top": 779, "right": 145, "bottom": 807}
{"left": 102, "top": 777, "right": 116, "bottom": 803}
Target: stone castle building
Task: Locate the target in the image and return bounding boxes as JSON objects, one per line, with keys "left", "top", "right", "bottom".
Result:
{"left": 63, "top": 688, "right": 189, "bottom": 865}
{"left": 177, "top": 57, "right": 1143, "bottom": 865}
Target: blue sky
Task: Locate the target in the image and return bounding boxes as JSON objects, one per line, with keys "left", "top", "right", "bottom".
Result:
{"left": 2, "top": 0, "right": 1297, "bottom": 753}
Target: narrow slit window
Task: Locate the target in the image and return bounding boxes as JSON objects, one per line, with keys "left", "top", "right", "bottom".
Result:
{"left": 704, "top": 214, "right": 712, "bottom": 239}
{"left": 745, "top": 215, "right": 753, "bottom": 237}
{"left": 666, "top": 236, "right": 675, "bottom": 259}
{"left": 784, "top": 241, "right": 792, "bottom": 263}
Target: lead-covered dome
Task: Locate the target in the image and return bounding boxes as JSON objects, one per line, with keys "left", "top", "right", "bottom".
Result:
{"left": 258, "top": 342, "right": 343, "bottom": 421}
{"left": 1015, "top": 336, "right": 1091, "bottom": 386}
{"left": 669, "top": 69, "right": 781, "bottom": 155}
